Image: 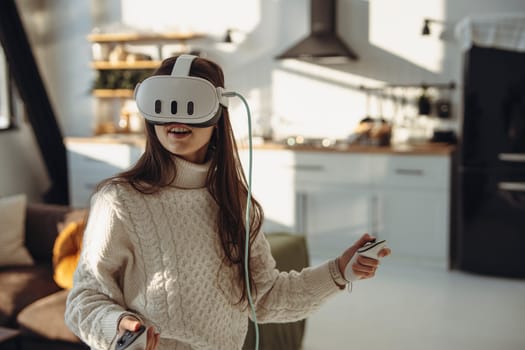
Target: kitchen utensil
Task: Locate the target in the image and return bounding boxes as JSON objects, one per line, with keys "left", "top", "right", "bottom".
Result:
{"left": 435, "top": 88, "right": 452, "bottom": 118}
{"left": 417, "top": 86, "right": 432, "bottom": 116}
{"left": 376, "top": 91, "right": 384, "bottom": 121}
{"left": 435, "top": 98, "right": 452, "bottom": 118}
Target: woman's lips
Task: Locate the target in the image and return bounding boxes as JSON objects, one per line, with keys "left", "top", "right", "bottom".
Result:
{"left": 166, "top": 124, "right": 192, "bottom": 138}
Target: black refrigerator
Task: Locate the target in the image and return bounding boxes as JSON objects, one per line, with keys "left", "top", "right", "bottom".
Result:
{"left": 458, "top": 45, "right": 525, "bottom": 278}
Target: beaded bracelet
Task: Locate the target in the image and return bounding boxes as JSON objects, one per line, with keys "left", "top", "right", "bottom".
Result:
{"left": 329, "top": 258, "right": 348, "bottom": 289}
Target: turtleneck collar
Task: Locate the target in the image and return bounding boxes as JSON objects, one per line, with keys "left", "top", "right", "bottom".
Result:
{"left": 172, "top": 156, "right": 210, "bottom": 189}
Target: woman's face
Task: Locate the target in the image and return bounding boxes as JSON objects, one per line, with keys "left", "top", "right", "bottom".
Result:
{"left": 154, "top": 123, "right": 214, "bottom": 164}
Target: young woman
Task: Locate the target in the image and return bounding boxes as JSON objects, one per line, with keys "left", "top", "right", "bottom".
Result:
{"left": 64, "top": 55, "right": 390, "bottom": 350}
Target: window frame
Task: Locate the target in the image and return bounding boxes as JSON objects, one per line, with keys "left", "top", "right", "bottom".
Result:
{"left": 0, "top": 44, "right": 15, "bottom": 131}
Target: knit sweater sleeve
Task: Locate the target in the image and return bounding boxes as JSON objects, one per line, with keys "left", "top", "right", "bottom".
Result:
{"left": 64, "top": 186, "right": 140, "bottom": 349}
{"left": 250, "top": 232, "right": 342, "bottom": 323}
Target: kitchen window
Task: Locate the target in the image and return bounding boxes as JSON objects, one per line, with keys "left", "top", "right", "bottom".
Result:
{"left": 0, "top": 44, "right": 14, "bottom": 131}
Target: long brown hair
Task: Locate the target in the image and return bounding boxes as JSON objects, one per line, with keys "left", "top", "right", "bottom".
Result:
{"left": 99, "top": 56, "right": 264, "bottom": 303}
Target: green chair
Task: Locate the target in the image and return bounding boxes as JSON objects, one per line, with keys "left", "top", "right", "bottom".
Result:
{"left": 243, "top": 232, "right": 309, "bottom": 350}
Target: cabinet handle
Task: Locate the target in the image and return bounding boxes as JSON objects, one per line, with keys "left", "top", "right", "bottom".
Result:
{"left": 394, "top": 168, "right": 424, "bottom": 176}
{"left": 498, "top": 153, "right": 525, "bottom": 162}
{"left": 498, "top": 182, "right": 525, "bottom": 192}
{"left": 291, "top": 165, "right": 324, "bottom": 171}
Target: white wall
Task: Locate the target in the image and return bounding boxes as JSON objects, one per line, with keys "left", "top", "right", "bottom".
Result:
{"left": 10, "top": 0, "right": 121, "bottom": 136}
{"left": 1, "top": 0, "right": 525, "bottom": 199}
{"left": 0, "top": 123, "right": 50, "bottom": 201}
{"left": 271, "top": 0, "right": 525, "bottom": 140}
{"left": 16, "top": 0, "right": 95, "bottom": 136}
{"left": 111, "top": 0, "right": 525, "bottom": 140}
{"left": 0, "top": 0, "right": 100, "bottom": 200}
{"left": 13, "top": 0, "right": 525, "bottom": 139}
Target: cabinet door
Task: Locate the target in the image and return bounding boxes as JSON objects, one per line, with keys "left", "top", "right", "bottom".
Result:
{"left": 371, "top": 153, "right": 451, "bottom": 268}
{"left": 290, "top": 152, "right": 373, "bottom": 260}
{"left": 302, "top": 187, "right": 373, "bottom": 261}
{"left": 377, "top": 188, "right": 449, "bottom": 268}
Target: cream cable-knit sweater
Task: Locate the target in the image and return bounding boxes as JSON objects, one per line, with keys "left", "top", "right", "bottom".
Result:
{"left": 65, "top": 156, "right": 341, "bottom": 350}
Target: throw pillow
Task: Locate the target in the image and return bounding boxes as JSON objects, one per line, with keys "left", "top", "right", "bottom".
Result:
{"left": 0, "top": 193, "right": 34, "bottom": 266}
{"left": 57, "top": 208, "right": 88, "bottom": 233}
{"left": 53, "top": 218, "right": 85, "bottom": 289}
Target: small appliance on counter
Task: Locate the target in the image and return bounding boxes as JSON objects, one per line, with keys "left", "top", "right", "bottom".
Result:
{"left": 430, "top": 129, "right": 457, "bottom": 144}
{"left": 347, "top": 116, "right": 392, "bottom": 146}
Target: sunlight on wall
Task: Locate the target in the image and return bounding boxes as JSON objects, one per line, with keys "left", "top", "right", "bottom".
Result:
{"left": 0, "top": 46, "right": 8, "bottom": 129}
{"left": 120, "top": 0, "right": 260, "bottom": 36}
{"left": 272, "top": 60, "right": 384, "bottom": 140}
{"left": 228, "top": 88, "right": 263, "bottom": 141}
{"left": 369, "top": 0, "right": 446, "bottom": 73}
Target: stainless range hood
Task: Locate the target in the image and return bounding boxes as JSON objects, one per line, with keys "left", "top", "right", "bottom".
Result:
{"left": 276, "top": 0, "right": 358, "bottom": 61}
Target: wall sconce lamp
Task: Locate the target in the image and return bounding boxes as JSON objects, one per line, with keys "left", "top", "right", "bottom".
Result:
{"left": 422, "top": 18, "right": 447, "bottom": 36}
{"left": 223, "top": 28, "right": 246, "bottom": 43}
{"left": 223, "top": 29, "right": 233, "bottom": 43}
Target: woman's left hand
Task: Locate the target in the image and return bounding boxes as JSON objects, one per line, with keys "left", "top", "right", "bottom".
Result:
{"left": 337, "top": 233, "right": 391, "bottom": 280}
{"left": 118, "top": 316, "right": 160, "bottom": 350}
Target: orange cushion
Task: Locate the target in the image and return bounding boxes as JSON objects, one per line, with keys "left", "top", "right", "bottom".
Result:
{"left": 52, "top": 219, "right": 84, "bottom": 289}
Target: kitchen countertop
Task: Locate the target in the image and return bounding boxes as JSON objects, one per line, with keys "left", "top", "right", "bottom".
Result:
{"left": 238, "top": 141, "right": 455, "bottom": 155}
{"left": 65, "top": 135, "right": 147, "bottom": 147}
{"left": 64, "top": 135, "right": 456, "bottom": 156}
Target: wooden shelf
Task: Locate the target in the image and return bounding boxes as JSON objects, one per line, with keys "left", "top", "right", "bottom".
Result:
{"left": 92, "top": 89, "right": 134, "bottom": 98}
{"left": 91, "top": 60, "right": 160, "bottom": 70}
{"left": 87, "top": 32, "right": 205, "bottom": 43}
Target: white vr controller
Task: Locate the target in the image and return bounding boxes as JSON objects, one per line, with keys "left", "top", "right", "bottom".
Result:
{"left": 344, "top": 239, "right": 387, "bottom": 282}
{"left": 114, "top": 326, "right": 147, "bottom": 350}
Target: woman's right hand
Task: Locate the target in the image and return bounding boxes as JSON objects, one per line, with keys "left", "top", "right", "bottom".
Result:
{"left": 337, "top": 233, "right": 391, "bottom": 281}
{"left": 118, "top": 315, "right": 160, "bottom": 350}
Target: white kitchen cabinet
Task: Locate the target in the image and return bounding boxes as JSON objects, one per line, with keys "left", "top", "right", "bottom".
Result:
{"left": 370, "top": 154, "right": 450, "bottom": 189}
{"left": 65, "top": 138, "right": 144, "bottom": 208}
{"left": 376, "top": 188, "right": 449, "bottom": 267}
{"left": 239, "top": 150, "right": 374, "bottom": 252}
{"left": 371, "top": 154, "right": 451, "bottom": 268}
{"left": 300, "top": 187, "right": 373, "bottom": 259}
{"left": 241, "top": 148, "right": 452, "bottom": 268}
{"left": 240, "top": 150, "right": 376, "bottom": 259}
{"left": 291, "top": 152, "right": 374, "bottom": 259}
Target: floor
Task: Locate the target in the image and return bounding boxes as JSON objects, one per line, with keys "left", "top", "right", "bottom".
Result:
{"left": 301, "top": 257, "right": 525, "bottom": 350}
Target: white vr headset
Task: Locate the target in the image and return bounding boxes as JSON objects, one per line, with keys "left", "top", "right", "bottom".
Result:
{"left": 134, "top": 54, "right": 229, "bottom": 127}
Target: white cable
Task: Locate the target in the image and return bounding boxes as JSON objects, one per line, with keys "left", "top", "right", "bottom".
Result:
{"left": 222, "top": 91, "right": 259, "bottom": 350}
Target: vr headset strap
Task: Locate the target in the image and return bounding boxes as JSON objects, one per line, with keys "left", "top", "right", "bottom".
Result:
{"left": 171, "top": 54, "right": 196, "bottom": 77}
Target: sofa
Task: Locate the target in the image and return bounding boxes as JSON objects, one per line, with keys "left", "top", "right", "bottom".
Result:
{"left": 0, "top": 203, "right": 88, "bottom": 350}
{"left": 0, "top": 202, "right": 309, "bottom": 350}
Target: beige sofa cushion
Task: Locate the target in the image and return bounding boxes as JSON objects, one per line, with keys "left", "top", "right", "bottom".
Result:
{"left": 17, "top": 289, "right": 81, "bottom": 343}
{"left": 0, "top": 194, "right": 33, "bottom": 267}
{"left": 0, "top": 265, "right": 60, "bottom": 326}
